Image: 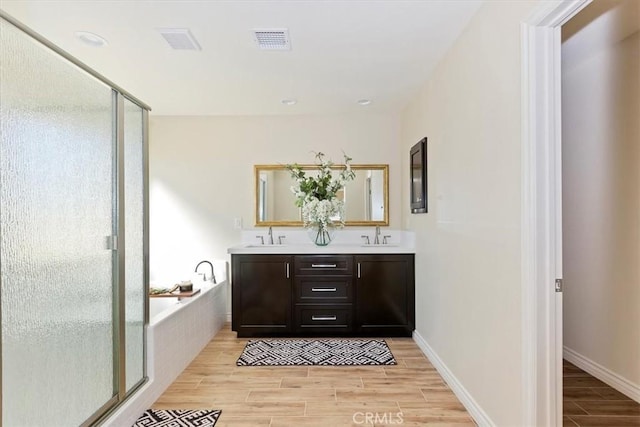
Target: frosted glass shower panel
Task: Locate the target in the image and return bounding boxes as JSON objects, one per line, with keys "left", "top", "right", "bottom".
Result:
{"left": 124, "top": 98, "right": 145, "bottom": 392}
{"left": 0, "top": 19, "right": 115, "bottom": 426}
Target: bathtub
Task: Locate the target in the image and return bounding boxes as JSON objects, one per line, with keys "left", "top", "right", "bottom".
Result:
{"left": 149, "top": 294, "right": 189, "bottom": 321}
{"left": 103, "top": 261, "right": 229, "bottom": 426}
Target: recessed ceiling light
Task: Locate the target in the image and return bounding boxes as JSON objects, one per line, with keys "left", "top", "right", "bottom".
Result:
{"left": 75, "top": 31, "right": 108, "bottom": 47}
{"left": 357, "top": 99, "right": 372, "bottom": 106}
{"left": 281, "top": 99, "right": 297, "bottom": 106}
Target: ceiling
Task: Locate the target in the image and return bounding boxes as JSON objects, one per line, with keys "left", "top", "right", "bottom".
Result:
{"left": 0, "top": 0, "right": 483, "bottom": 116}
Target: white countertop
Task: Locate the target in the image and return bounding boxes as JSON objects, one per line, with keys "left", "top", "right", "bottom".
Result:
{"left": 227, "top": 243, "right": 415, "bottom": 255}
{"left": 228, "top": 228, "right": 415, "bottom": 254}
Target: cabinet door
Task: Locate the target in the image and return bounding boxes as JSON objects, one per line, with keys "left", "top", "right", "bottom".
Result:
{"left": 232, "top": 255, "right": 292, "bottom": 336}
{"left": 355, "top": 255, "right": 415, "bottom": 336}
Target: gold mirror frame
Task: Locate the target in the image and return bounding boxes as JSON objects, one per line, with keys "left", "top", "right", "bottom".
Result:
{"left": 254, "top": 164, "right": 389, "bottom": 227}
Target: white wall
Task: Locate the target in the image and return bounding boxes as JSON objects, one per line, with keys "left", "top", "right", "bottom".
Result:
{"left": 149, "top": 113, "right": 401, "bottom": 286}
{"left": 272, "top": 171, "right": 300, "bottom": 221}
{"left": 370, "top": 169, "right": 385, "bottom": 221}
{"left": 400, "top": 2, "right": 538, "bottom": 425}
{"left": 344, "top": 170, "right": 367, "bottom": 221}
{"left": 562, "top": 0, "right": 640, "bottom": 393}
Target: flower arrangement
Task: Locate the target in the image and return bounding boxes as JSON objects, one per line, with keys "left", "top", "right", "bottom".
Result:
{"left": 286, "top": 152, "right": 356, "bottom": 244}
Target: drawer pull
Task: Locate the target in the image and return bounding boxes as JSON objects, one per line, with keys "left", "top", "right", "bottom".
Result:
{"left": 311, "top": 315, "right": 337, "bottom": 321}
{"left": 311, "top": 263, "right": 337, "bottom": 268}
{"left": 311, "top": 287, "right": 337, "bottom": 292}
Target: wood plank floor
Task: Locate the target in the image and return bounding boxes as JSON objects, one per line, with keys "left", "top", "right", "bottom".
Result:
{"left": 153, "top": 324, "right": 476, "bottom": 426}
{"left": 563, "top": 359, "right": 640, "bottom": 426}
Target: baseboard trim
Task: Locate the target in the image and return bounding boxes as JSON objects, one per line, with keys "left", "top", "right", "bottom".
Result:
{"left": 563, "top": 346, "right": 640, "bottom": 403}
{"left": 412, "top": 330, "right": 494, "bottom": 426}
{"left": 227, "top": 312, "right": 232, "bottom": 323}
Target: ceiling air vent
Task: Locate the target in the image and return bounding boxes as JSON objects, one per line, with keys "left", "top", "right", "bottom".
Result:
{"left": 158, "top": 28, "right": 201, "bottom": 50}
{"left": 252, "top": 28, "right": 290, "bottom": 50}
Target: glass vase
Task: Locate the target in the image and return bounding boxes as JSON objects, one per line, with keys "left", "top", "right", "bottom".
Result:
{"left": 306, "top": 223, "right": 336, "bottom": 246}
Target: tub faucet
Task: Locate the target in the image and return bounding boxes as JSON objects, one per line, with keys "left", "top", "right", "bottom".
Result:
{"left": 195, "top": 260, "right": 216, "bottom": 284}
{"left": 268, "top": 226, "right": 274, "bottom": 245}
{"left": 373, "top": 226, "right": 381, "bottom": 245}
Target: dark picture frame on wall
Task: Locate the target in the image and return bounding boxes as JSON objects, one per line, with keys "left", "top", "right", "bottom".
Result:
{"left": 410, "top": 137, "right": 427, "bottom": 213}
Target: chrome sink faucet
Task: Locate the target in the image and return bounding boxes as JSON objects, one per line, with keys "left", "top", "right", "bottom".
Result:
{"left": 373, "top": 226, "right": 381, "bottom": 245}
{"left": 268, "top": 226, "right": 274, "bottom": 245}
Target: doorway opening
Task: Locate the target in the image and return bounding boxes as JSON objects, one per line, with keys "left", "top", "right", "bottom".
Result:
{"left": 523, "top": 0, "right": 640, "bottom": 425}
{"left": 561, "top": 0, "right": 640, "bottom": 425}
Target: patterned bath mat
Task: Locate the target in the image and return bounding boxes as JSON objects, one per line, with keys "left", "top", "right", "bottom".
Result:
{"left": 236, "top": 338, "right": 397, "bottom": 366}
{"left": 133, "top": 409, "right": 221, "bottom": 426}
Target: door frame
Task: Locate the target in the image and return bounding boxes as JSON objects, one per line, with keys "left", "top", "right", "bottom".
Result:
{"left": 521, "top": 1, "right": 592, "bottom": 426}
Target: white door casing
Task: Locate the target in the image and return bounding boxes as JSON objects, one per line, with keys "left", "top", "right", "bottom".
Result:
{"left": 521, "top": 1, "right": 592, "bottom": 426}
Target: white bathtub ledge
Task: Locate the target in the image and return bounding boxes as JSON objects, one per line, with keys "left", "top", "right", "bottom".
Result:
{"left": 149, "top": 280, "right": 224, "bottom": 326}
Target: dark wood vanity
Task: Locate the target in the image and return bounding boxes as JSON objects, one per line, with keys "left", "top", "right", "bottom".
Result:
{"left": 231, "top": 253, "right": 415, "bottom": 337}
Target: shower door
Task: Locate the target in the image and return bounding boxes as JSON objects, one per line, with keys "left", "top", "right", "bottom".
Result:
{"left": 1, "top": 18, "right": 119, "bottom": 426}
{"left": 123, "top": 98, "right": 146, "bottom": 394}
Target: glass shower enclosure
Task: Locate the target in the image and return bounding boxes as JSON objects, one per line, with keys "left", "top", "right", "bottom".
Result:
{"left": 0, "top": 12, "right": 149, "bottom": 426}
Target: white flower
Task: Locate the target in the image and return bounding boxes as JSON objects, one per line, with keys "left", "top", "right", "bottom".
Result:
{"left": 302, "top": 197, "right": 343, "bottom": 227}
{"left": 285, "top": 151, "right": 355, "bottom": 228}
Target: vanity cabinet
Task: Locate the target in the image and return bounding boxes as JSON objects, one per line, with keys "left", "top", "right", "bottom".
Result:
{"left": 231, "top": 255, "right": 292, "bottom": 336}
{"left": 355, "top": 255, "right": 415, "bottom": 336}
{"left": 231, "top": 253, "right": 414, "bottom": 337}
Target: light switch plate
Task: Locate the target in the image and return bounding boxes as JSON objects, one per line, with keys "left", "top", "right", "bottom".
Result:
{"left": 233, "top": 217, "right": 243, "bottom": 229}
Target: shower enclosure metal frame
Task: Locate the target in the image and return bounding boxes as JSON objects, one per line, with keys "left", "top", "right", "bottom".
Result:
{"left": 0, "top": 10, "right": 151, "bottom": 426}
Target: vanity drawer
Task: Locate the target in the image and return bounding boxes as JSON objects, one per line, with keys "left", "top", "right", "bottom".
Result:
{"left": 295, "top": 305, "right": 352, "bottom": 332}
{"left": 295, "top": 277, "right": 352, "bottom": 303}
{"left": 294, "top": 255, "right": 353, "bottom": 276}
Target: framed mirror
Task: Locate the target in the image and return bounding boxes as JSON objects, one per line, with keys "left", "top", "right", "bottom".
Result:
{"left": 255, "top": 164, "right": 389, "bottom": 226}
{"left": 410, "top": 137, "right": 427, "bottom": 213}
